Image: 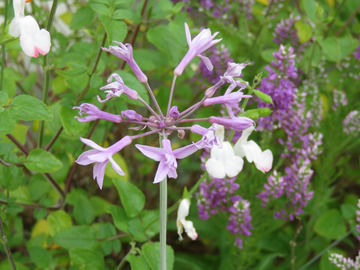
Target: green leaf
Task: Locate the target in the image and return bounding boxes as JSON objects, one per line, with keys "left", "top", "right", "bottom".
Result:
{"left": 70, "top": 6, "right": 95, "bottom": 30}
{"left": 0, "top": 166, "right": 26, "bottom": 191}
{"left": 340, "top": 204, "right": 356, "bottom": 221}
{"left": 69, "top": 248, "right": 105, "bottom": 270}
{"left": 260, "top": 49, "right": 277, "bottom": 62}
{"left": 112, "top": 179, "right": 145, "bottom": 218}
{"left": 116, "top": 70, "right": 149, "bottom": 104}
{"left": 142, "top": 242, "right": 174, "bottom": 270}
{"left": 25, "top": 149, "right": 63, "bottom": 173}
{"left": 53, "top": 225, "right": 97, "bottom": 249}
{"left": 67, "top": 189, "right": 96, "bottom": 225}
{"left": 314, "top": 209, "right": 347, "bottom": 239}
{"left": 254, "top": 90, "right": 273, "bottom": 104}
{"left": 239, "top": 108, "right": 272, "bottom": 120}
{"left": 302, "top": 0, "right": 316, "bottom": 22}
{"left": 106, "top": 205, "right": 129, "bottom": 233}
{"left": 27, "top": 247, "right": 52, "bottom": 268}
{"left": 60, "top": 105, "right": 87, "bottom": 136}
{"left": 101, "top": 17, "right": 128, "bottom": 44}
{"left": 0, "top": 91, "right": 8, "bottom": 106}
{"left": 9, "top": 95, "right": 52, "bottom": 121}
{"left": 295, "top": 21, "right": 313, "bottom": 43}
{"left": 319, "top": 36, "right": 358, "bottom": 62}
{"left": 127, "top": 255, "right": 151, "bottom": 270}
{"left": 47, "top": 210, "right": 73, "bottom": 236}
{"left": 0, "top": 110, "right": 15, "bottom": 135}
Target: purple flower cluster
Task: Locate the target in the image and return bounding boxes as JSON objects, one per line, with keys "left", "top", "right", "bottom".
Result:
{"left": 273, "top": 15, "right": 299, "bottom": 48}
{"left": 257, "top": 46, "right": 323, "bottom": 220}
{"left": 257, "top": 45, "right": 298, "bottom": 130}
{"left": 353, "top": 43, "right": 360, "bottom": 60}
{"left": 332, "top": 89, "right": 348, "bottom": 111}
{"left": 343, "top": 110, "right": 360, "bottom": 136}
{"left": 197, "top": 177, "right": 252, "bottom": 248}
{"left": 196, "top": 45, "right": 232, "bottom": 85}
{"left": 329, "top": 252, "right": 360, "bottom": 270}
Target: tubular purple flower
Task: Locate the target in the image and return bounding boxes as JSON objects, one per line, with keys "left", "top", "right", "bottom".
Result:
{"left": 121, "top": 110, "right": 143, "bottom": 121}
{"left": 174, "top": 23, "right": 222, "bottom": 76}
{"left": 76, "top": 136, "right": 132, "bottom": 189}
{"left": 222, "top": 62, "right": 248, "bottom": 86}
{"left": 169, "top": 106, "right": 180, "bottom": 119}
{"left": 209, "top": 116, "right": 254, "bottom": 132}
{"left": 135, "top": 138, "right": 199, "bottom": 183}
{"left": 203, "top": 92, "right": 251, "bottom": 107}
{"left": 191, "top": 124, "right": 219, "bottom": 149}
{"left": 98, "top": 73, "right": 139, "bottom": 103}
{"left": 73, "top": 103, "right": 122, "bottom": 123}
{"left": 103, "top": 42, "right": 148, "bottom": 83}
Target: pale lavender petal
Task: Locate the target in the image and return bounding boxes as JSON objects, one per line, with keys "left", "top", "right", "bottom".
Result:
{"left": 135, "top": 144, "right": 163, "bottom": 161}
{"left": 153, "top": 161, "right": 169, "bottom": 183}
{"left": 190, "top": 124, "right": 207, "bottom": 136}
{"left": 173, "top": 143, "right": 199, "bottom": 159}
{"left": 121, "top": 110, "right": 143, "bottom": 121}
{"left": 80, "top": 138, "right": 106, "bottom": 151}
{"left": 76, "top": 150, "right": 99, "bottom": 165}
{"left": 87, "top": 152, "right": 109, "bottom": 163}
{"left": 161, "top": 139, "right": 173, "bottom": 154}
{"left": 168, "top": 166, "right": 178, "bottom": 179}
{"left": 109, "top": 157, "right": 125, "bottom": 176}
{"left": 184, "top": 22, "right": 191, "bottom": 47}
{"left": 198, "top": 54, "right": 213, "bottom": 71}
{"left": 93, "top": 161, "right": 107, "bottom": 189}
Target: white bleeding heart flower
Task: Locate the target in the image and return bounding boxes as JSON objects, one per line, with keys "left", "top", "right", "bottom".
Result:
{"left": 234, "top": 126, "right": 273, "bottom": 173}
{"left": 177, "top": 199, "right": 198, "bottom": 241}
{"left": 9, "top": 0, "right": 51, "bottom": 58}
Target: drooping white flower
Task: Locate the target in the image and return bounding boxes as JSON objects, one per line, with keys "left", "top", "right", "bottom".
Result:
{"left": 177, "top": 199, "right": 198, "bottom": 241}
{"left": 9, "top": 0, "right": 51, "bottom": 57}
{"left": 234, "top": 126, "right": 273, "bottom": 173}
{"left": 205, "top": 124, "right": 244, "bottom": 178}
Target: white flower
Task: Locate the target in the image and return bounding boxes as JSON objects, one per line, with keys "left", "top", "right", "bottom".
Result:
{"left": 234, "top": 126, "right": 273, "bottom": 173}
{"left": 205, "top": 124, "right": 244, "bottom": 178}
{"left": 177, "top": 199, "right": 198, "bottom": 241}
{"left": 9, "top": 0, "right": 51, "bottom": 57}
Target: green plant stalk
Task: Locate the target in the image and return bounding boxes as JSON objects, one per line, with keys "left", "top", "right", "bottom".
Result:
{"left": 0, "top": 0, "right": 9, "bottom": 92}
{"left": 0, "top": 216, "right": 16, "bottom": 270}
{"left": 38, "top": 0, "right": 58, "bottom": 148}
{"left": 160, "top": 173, "right": 168, "bottom": 270}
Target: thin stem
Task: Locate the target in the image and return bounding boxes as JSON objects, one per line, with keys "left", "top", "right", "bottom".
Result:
{"left": 179, "top": 96, "right": 207, "bottom": 121}
{"left": 159, "top": 136, "right": 167, "bottom": 270}
{"left": 299, "top": 229, "right": 354, "bottom": 270}
{"left": 138, "top": 96, "right": 161, "bottom": 121}
{"left": 0, "top": 216, "right": 16, "bottom": 270}
{"left": 6, "top": 134, "right": 65, "bottom": 200}
{"left": 0, "top": 0, "right": 9, "bottom": 92}
{"left": 46, "top": 127, "right": 63, "bottom": 151}
{"left": 166, "top": 75, "right": 177, "bottom": 116}
{"left": 335, "top": 3, "right": 360, "bottom": 37}
{"left": 131, "top": 129, "right": 160, "bottom": 140}
{"left": 116, "top": 248, "right": 133, "bottom": 270}
{"left": 0, "top": 199, "right": 62, "bottom": 210}
{"left": 160, "top": 177, "right": 167, "bottom": 270}
{"left": 145, "top": 82, "right": 164, "bottom": 118}
{"left": 176, "top": 117, "right": 210, "bottom": 124}
{"left": 38, "top": 0, "right": 59, "bottom": 148}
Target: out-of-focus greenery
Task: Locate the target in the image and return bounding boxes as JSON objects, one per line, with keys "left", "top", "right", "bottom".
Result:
{"left": 0, "top": 0, "right": 359, "bottom": 269}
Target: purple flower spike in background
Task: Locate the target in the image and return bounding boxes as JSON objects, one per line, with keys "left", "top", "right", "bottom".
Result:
{"left": 103, "top": 42, "right": 148, "bottom": 83}
{"left": 136, "top": 139, "right": 199, "bottom": 183}
{"left": 98, "top": 73, "right": 139, "bottom": 103}
{"left": 174, "top": 23, "right": 222, "bottom": 76}
{"left": 76, "top": 136, "right": 132, "bottom": 189}
{"left": 73, "top": 103, "right": 122, "bottom": 123}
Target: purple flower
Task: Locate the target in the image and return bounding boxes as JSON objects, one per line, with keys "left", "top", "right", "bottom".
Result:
{"left": 174, "top": 23, "right": 222, "bottom": 76}
{"left": 222, "top": 62, "right": 248, "bottom": 86}
{"left": 209, "top": 116, "right": 254, "bottom": 132}
{"left": 76, "top": 136, "right": 132, "bottom": 189}
{"left": 98, "top": 73, "right": 139, "bottom": 103}
{"left": 73, "top": 103, "right": 122, "bottom": 123}
{"left": 135, "top": 138, "right": 199, "bottom": 183}
{"left": 203, "top": 92, "right": 251, "bottom": 107}
{"left": 169, "top": 106, "right": 180, "bottom": 119}
{"left": 191, "top": 124, "right": 219, "bottom": 149}
{"left": 103, "top": 42, "right": 148, "bottom": 83}
{"left": 343, "top": 110, "right": 360, "bottom": 136}
{"left": 121, "top": 110, "right": 143, "bottom": 121}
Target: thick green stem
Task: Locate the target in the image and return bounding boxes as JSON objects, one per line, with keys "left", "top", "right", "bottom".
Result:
{"left": 0, "top": 216, "right": 16, "bottom": 270}
{"left": 38, "top": 0, "right": 58, "bottom": 148}
{"left": 160, "top": 177, "right": 167, "bottom": 270}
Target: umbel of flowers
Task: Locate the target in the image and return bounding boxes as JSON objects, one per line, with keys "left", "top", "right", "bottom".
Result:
{"left": 73, "top": 22, "right": 271, "bottom": 258}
